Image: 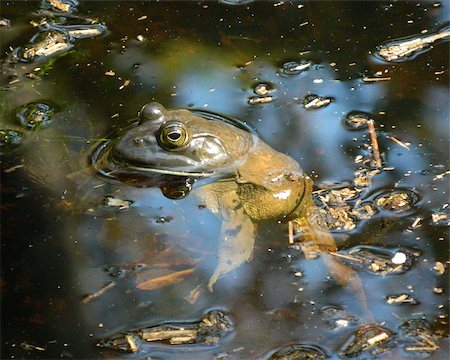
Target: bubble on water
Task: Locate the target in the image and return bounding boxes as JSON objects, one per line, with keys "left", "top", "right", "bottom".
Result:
{"left": 374, "top": 189, "right": 419, "bottom": 213}
{"left": 280, "top": 60, "right": 311, "bottom": 75}
{"left": 343, "top": 111, "right": 371, "bottom": 130}
{"left": 391, "top": 251, "right": 407, "bottom": 265}
{"left": 268, "top": 343, "right": 329, "bottom": 359}
{"left": 0, "top": 129, "right": 23, "bottom": 146}
{"left": 303, "top": 94, "right": 332, "bottom": 110}
{"left": 16, "top": 102, "right": 55, "bottom": 130}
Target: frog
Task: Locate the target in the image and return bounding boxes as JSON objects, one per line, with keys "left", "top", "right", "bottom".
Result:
{"left": 109, "top": 102, "right": 366, "bottom": 301}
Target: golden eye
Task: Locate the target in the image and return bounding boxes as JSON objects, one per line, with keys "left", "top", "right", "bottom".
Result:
{"left": 158, "top": 121, "right": 188, "bottom": 149}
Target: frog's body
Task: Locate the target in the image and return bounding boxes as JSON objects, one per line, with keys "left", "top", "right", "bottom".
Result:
{"left": 112, "top": 103, "right": 346, "bottom": 290}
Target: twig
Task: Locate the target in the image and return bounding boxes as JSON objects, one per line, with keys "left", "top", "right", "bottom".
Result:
{"left": 81, "top": 281, "right": 116, "bottom": 304}
{"left": 288, "top": 221, "right": 294, "bottom": 244}
{"left": 329, "top": 251, "right": 364, "bottom": 263}
{"left": 387, "top": 135, "right": 410, "bottom": 150}
{"left": 368, "top": 119, "right": 382, "bottom": 168}
{"left": 362, "top": 76, "right": 391, "bottom": 82}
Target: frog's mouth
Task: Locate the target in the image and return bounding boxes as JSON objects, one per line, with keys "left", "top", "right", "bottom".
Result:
{"left": 91, "top": 135, "right": 217, "bottom": 179}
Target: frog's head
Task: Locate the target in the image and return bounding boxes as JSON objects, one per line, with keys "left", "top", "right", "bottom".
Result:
{"left": 111, "top": 102, "right": 255, "bottom": 177}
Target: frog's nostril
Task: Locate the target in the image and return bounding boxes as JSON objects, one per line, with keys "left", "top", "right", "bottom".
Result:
{"left": 134, "top": 137, "right": 144, "bottom": 144}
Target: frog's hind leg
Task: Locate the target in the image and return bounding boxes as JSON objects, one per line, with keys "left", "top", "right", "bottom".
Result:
{"left": 292, "top": 217, "right": 372, "bottom": 320}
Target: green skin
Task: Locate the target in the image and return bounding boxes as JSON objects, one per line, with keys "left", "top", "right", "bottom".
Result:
{"left": 113, "top": 102, "right": 342, "bottom": 291}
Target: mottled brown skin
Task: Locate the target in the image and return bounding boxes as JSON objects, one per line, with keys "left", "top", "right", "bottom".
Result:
{"left": 113, "top": 102, "right": 366, "bottom": 306}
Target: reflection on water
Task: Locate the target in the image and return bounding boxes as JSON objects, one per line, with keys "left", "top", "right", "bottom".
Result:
{"left": 1, "top": 1, "right": 449, "bottom": 359}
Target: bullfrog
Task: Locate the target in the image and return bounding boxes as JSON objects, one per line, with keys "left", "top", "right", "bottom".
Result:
{"left": 107, "top": 102, "right": 364, "bottom": 297}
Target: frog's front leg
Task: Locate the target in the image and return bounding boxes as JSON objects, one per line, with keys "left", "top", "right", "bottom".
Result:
{"left": 207, "top": 201, "right": 255, "bottom": 291}
{"left": 196, "top": 183, "right": 256, "bottom": 291}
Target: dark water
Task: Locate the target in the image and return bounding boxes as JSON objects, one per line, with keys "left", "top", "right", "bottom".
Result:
{"left": 1, "top": 1, "right": 449, "bottom": 359}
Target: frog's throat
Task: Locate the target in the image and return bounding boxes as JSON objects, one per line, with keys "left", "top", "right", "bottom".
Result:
{"left": 285, "top": 175, "right": 315, "bottom": 220}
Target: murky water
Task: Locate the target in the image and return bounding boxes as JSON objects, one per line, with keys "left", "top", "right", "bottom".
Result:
{"left": 1, "top": 1, "right": 449, "bottom": 359}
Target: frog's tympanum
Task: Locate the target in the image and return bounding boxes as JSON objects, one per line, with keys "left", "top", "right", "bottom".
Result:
{"left": 108, "top": 102, "right": 364, "bottom": 298}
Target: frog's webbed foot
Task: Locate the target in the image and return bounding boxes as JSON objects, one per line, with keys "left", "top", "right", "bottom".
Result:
{"left": 292, "top": 215, "right": 372, "bottom": 320}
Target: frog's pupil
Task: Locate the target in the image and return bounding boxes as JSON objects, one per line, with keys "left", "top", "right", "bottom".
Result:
{"left": 168, "top": 132, "right": 181, "bottom": 141}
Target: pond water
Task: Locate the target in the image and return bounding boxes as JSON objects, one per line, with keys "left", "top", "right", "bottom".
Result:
{"left": 1, "top": 1, "right": 449, "bottom": 359}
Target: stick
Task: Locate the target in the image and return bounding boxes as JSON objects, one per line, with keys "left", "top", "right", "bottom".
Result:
{"left": 81, "top": 281, "right": 116, "bottom": 304}
{"left": 288, "top": 221, "right": 294, "bottom": 244}
{"left": 368, "top": 119, "right": 382, "bottom": 168}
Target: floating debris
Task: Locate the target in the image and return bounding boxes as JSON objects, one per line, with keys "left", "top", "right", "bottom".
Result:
{"left": 343, "top": 111, "right": 371, "bottom": 130}
{"left": 316, "top": 186, "right": 360, "bottom": 205}
{"left": 15, "top": 30, "right": 73, "bottom": 62}
{"left": 269, "top": 343, "right": 329, "bottom": 359}
{"left": 16, "top": 102, "right": 55, "bottom": 129}
{"left": 311, "top": 206, "right": 357, "bottom": 231}
{"left": 3, "top": 164, "right": 25, "bottom": 174}
{"left": 386, "top": 135, "right": 410, "bottom": 150}
{"left": 400, "top": 319, "right": 440, "bottom": 354}
{"left": 312, "top": 185, "right": 377, "bottom": 231}
{"left": 253, "top": 82, "right": 275, "bottom": 96}
{"left": 432, "top": 170, "right": 450, "bottom": 181}
{"left": 351, "top": 202, "right": 377, "bottom": 220}
{"left": 367, "top": 119, "right": 382, "bottom": 168}
{"left": 81, "top": 281, "right": 116, "bottom": 304}
{"left": 320, "top": 306, "right": 358, "bottom": 330}
{"left": 0, "top": 129, "right": 23, "bottom": 146}
{"left": 433, "top": 261, "right": 446, "bottom": 275}
{"left": 248, "top": 81, "right": 276, "bottom": 103}
{"left": 431, "top": 211, "right": 449, "bottom": 225}
{"left": 248, "top": 95, "right": 274, "bottom": 105}
{"left": 98, "top": 310, "right": 234, "bottom": 352}
{"left": 43, "top": 0, "right": 79, "bottom": 13}
{"left": 361, "top": 75, "right": 391, "bottom": 83}
{"left": 136, "top": 268, "right": 196, "bottom": 291}
{"left": 340, "top": 324, "right": 394, "bottom": 357}
{"left": 353, "top": 168, "right": 380, "bottom": 188}
{"left": 376, "top": 26, "right": 450, "bottom": 62}
{"left": 303, "top": 94, "right": 332, "bottom": 110}
{"left": 97, "top": 334, "right": 141, "bottom": 353}
{"left": 20, "top": 342, "right": 46, "bottom": 351}
{"left": 375, "top": 189, "right": 419, "bottom": 213}
{"left": 280, "top": 60, "right": 311, "bottom": 75}
{"left": 337, "top": 246, "right": 419, "bottom": 275}
{"left": 0, "top": 18, "right": 11, "bottom": 27}
{"left": 103, "top": 196, "right": 133, "bottom": 210}
{"left": 386, "top": 294, "right": 419, "bottom": 305}
{"left": 52, "top": 23, "right": 107, "bottom": 39}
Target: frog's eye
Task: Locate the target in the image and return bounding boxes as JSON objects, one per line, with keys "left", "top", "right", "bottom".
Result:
{"left": 158, "top": 121, "right": 188, "bottom": 149}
